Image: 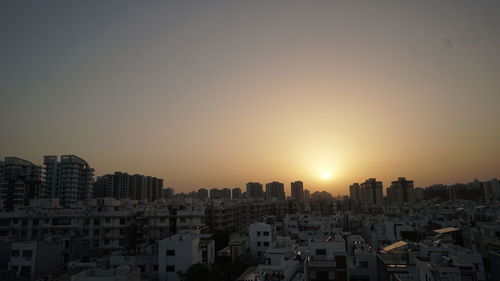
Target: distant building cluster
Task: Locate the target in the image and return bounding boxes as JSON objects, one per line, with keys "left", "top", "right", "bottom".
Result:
{"left": 0, "top": 154, "right": 499, "bottom": 281}
{"left": 0, "top": 155, "right": 164, "bottom": 210}
{"left": 94, "top": 172, "right": 163, "bottom": 202}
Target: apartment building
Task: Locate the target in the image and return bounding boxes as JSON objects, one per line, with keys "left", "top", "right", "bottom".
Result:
{"left": 249, "top": 222, "right": 275, "bottom": 257}
{"left": 387, "top": 177, "right": 415, "bottom": 205}
{"left": 0, "top": 157, "right": 42, "bottom": 211}
{"left": 94, "top": 172, "right": 163, "bottom": 202}
{"left": 305, "top": 236, "right": 348, "bottom": 281}
{"left": 43, "top": 155, "right": 94, "bottom": 206}
{"left": 158, "top": 231, "right": 208, "bottom": 281}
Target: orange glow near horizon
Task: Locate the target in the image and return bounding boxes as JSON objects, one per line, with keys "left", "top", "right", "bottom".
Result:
{"left": 1, "top": 2, "right": 500, "bottom": 195}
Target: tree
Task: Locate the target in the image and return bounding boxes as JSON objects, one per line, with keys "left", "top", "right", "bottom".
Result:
{"left": 213, "top": 229, "right": 230, "bottom": 252}
{"left": 124, "top": 220, "right": 144, "bottom": 254}
{"left": 179, "top": 263, "right": 216, "bottom": 281}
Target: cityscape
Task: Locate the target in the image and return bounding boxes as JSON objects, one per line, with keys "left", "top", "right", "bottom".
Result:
{"left": 0, "top": 155, "right": 499, "bottom": 281}
{"left": 1, "top": 1, "right": 500, "bottom": 281}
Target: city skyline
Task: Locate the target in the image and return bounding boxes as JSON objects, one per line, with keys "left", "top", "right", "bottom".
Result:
{"left": 1, "top": 153, "right": 499, "bottom": 196}
{"left": 1, "top": 1, "right": 500, "bottom": 194}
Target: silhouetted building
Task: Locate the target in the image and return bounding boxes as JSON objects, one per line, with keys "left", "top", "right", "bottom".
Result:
{"left": 349, "top": 183, "right": 361, "bottom": 205}
{"left": 291, "top": 181, "right": 304, "bottom": 201}
{"left": 223, "top": 188, "right": 231, "bottom": 199}
{"left": 304, "top": 189, "right": 311, "bottom": 200}
{"left": 423, "top": 184, "right": 448, "bottom": 200}
{"left": 232, "top": 187, "right": 242, "bottom": 199}
{"left": 266, "top": 181, "right": 285, "bottom": 200}
{"left": 210, "top": 188, "right": 231, "bottom": 199}
{"left": 94, "top": 172, "right": 163, "bottom": 201}
{"left": 483, "top": 179, "right": 500, "bottom": 201}
{"left": 197, "top": 188, "right": 208, "bottom": 200}
{"left": 387, "top": 177, "right": 415, "bottom": 204}
{"left": 164, "top": 187, "right": 174, "bottom": 198}
{"left": 246, "top": 182, "right": 264, "bottom": 199}
{"left": 360, "top": 178, "right": 383, "bottom": 206}
{"left": 0, "top": 157, "right": 42, "bottom": 211}
{"left": 42, "top": 155, "right": 94, "bottom": 206}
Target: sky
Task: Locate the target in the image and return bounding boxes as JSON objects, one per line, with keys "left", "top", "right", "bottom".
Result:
{"left": 1, "top": 1, "right": 500, "bottom": 195}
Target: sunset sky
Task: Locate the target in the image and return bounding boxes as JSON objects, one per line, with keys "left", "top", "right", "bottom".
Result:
{"left": 1, "top": 1, "right": 500, "bottom": 194}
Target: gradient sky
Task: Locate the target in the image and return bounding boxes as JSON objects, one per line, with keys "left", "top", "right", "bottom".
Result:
{"left": 1, "top": 1, "right": 500, "bottom": 195}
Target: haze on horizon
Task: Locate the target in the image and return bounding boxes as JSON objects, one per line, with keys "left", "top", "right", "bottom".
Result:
{"left": 1, "top": 1, "right": 500, "bottom": 195}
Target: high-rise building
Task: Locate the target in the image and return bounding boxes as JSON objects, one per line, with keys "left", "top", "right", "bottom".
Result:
{"left": 360, "top": 178, "right": 383, "bottom": 206}
{"left": 0, "top": 157, "right": 42, "bottom": 211}
{"left": 197, "top": 188, "right": 208, "bottom": 200}
{"left": 232, "top": 187, "right": 242, "bottom": 199}
{"left": 43, "top": 155, "right": 94, "bottom": 206}
{"left": 349, "top": 183, "right": 361, "bottom": 204}
{"left": 164, "top": 187, "right": 175, "bottom": 198}
{"left": 246, "top": 182, "right": 264, "bottom": 199}
{"left": 94, "top": 174, "right": 114, "bottom": 198}
{"left": 291, "top": 181, "right": 304, "bottom": 201}
{"left": 209, "top": 188, "right": 231, "bottom": 199}
{"left": 0, "top": 160, "right": 4, "bottom": 182}
{"left": 304, "top": 189, "right": 310, "bottom": 201}
{"left": 223, "top": 188, "right": 231, "bottom": 199}
{"left": 483, "top": 178, "right": 500, "bottom": 201}
{"left": 265, "top": 181, "right": 285, "bottom": 200}
{"left": 387, "top": 177, "right": 415, "bottom": 204}
{"left": 94, "top": 172, "right": 163, "bottom": 201}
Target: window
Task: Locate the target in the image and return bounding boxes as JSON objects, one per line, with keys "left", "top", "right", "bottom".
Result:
{"left": 22, "top": 250, "right": 33, "bottom": 258}
{"left": 316, "top": 271, "right": 329, "bottom": 280}
{"left": 167, "top": 250, "right": 175, "bottom": 256}
{"left": 11, "top": 249, "right": 20, "bottom": 257}
{"left": 257, "top": 242, "right": 261, "bottom": 246}
{"left": 257, "top": 231, "right": 261, "bottom": 236}
{"left": 153, "top": 265, "right": 159, "bottom": 271}
{"left": 166, "top": 265, "right": 175, "bottom": 272}
{"left": 263, "top": 231, "right": 270, "bottom": 236}
{"left": 263, "top": 242, "right": 269, "bottom": 246}
{"left": 316, "top": 249, "right": 326, "bottom": 255}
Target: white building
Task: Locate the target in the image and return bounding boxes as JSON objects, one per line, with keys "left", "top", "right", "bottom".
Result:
{"left": 158, "top": 230, "right": 214, "bottom": 281}
{"left": 43, "top": 155, "right": 94, "bottom": 206}
{"left": 249, "top": 222, "right": 275, "bottom": 257}
{"left": 305, "top": 236, "right": 348, "bottom": 281}
{"left": 8, "top": 240, "right": 61, "bottom": 280}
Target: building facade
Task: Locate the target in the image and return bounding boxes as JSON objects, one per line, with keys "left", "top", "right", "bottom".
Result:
{"left": 0, "top": 157, "right": 42, "bottom": 211}
{"left": 291, "top": 181, "right": 304, "bottom": 202}
{"left": 43, "top": 155, "right": 94, "bottom": 206}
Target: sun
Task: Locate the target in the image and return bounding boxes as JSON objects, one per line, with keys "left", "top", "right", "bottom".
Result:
{"left": 321, "top": 171, "right": 332, "bottom": 180}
